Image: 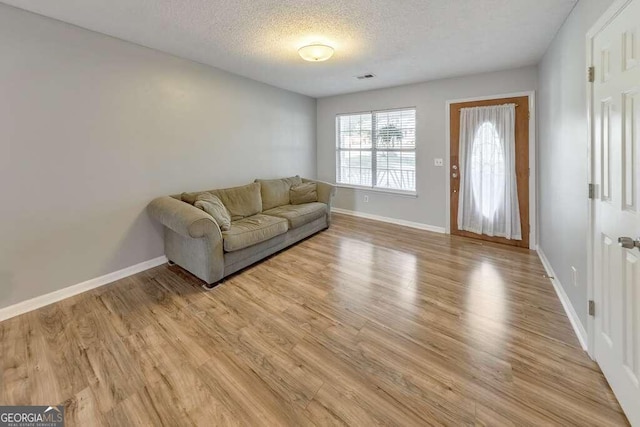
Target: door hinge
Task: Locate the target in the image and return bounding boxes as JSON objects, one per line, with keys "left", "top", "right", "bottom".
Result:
{"left": 589, "top": 300, "right": 595, "bottom": 317}
{"left": 588, "top": 66, "right": 595, "bottom": 83}
{"left": 588, "top": 183, "right": 595, "bottom": 199}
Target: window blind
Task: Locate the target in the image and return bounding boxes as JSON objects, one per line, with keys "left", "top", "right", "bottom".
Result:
{"left": 336, "top": 108, "right": 416, "bottom": 192}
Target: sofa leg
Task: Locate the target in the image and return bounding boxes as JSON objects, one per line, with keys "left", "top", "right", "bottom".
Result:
{"left": 202, "top": 278, "right": 224, "bottom": 291}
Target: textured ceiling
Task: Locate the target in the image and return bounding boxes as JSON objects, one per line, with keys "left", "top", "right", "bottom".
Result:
{"left": 2, "top": 0, "right": 577, "bottom": 97}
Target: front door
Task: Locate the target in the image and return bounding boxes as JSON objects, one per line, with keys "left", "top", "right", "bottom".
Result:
{"left": 592, "top": 0, "right": 640, "bottom": 424}
{"left": 450, "top": 96, "right": 530, "bottom": 248}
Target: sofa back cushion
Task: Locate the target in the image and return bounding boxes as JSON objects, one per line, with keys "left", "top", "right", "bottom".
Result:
{"left": 180, "top": 192, "right": 199, "bottom": 205}
{"left": 290, "top": 182, "right": 318, "bottom": 205}
{"left": 212, "top": 182, "right": 262, "bottom": 221}
{"left": 255, "top": 176, "right": 302, "bottom": 210}
{"left": 181, "top": 182, "right": 262, "bottom": 221}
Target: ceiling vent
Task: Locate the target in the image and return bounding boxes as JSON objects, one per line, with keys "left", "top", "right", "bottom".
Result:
{"left": 356, "top": 73, "right": 375, "bottom": 80}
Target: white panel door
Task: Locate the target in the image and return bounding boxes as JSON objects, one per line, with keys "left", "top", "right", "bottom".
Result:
{"left": 592, "top": 0, "right": 640, "bottom": 425}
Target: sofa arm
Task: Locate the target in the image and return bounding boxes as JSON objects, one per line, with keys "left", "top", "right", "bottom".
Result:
{"left": 303, "top": 178, "right": 336, "bottom": 206}
{"left": 148, "top": 196, "right": 222, "bottom": 239}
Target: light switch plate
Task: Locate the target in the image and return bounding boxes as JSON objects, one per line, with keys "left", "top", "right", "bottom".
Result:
{"left": 434, "top": 158, "right": 444, "bottom": 167}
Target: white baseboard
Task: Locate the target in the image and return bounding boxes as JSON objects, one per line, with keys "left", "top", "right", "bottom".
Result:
{"left": 537, "top": 248, "right": 588, "bottom": 351}
{"left": 0, "top": 255, "right": 167, "bottom": 322}
{"left": 332, "top": 207, "right": 446, "bottom": 234}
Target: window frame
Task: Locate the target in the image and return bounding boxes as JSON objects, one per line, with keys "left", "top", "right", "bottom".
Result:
{"left": 335, "top": 107, "right": 417, "bottom": 196}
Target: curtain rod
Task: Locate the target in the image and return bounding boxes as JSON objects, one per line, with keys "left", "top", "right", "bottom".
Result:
{"left": 460, "top": 103, "right": 519, "bottom": 109}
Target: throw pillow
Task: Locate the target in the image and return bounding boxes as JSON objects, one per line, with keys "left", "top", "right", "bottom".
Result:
{"left": 290, "top": 182, "right": 318, "bottom": 205}
{"left": 194, "top": 193, "right": 232, "bottom": 231}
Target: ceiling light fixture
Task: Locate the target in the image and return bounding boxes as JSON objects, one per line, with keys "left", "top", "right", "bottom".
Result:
{"left": 298, "top": 44, "right": 334, "bottom": 62}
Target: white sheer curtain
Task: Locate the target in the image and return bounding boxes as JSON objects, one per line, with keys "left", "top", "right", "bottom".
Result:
{"left": 457, "top": 104, "right": 521, "bottom": 240}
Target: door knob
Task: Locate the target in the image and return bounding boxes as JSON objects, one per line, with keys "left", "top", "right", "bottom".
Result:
{"left": 618, "top": 237, "right": 640, "bottom": 249}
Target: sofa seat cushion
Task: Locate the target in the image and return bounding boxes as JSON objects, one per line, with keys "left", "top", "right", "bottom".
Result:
{"left": 222, "top": 214, "right": 288, "bottom": 252}
{"left": 263, "top": 202, "right": 327, "bottom": 229}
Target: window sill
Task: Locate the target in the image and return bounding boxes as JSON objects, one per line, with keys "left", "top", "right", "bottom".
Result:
{"left": 336, "top": 184, "right": 418, "bottom": 197}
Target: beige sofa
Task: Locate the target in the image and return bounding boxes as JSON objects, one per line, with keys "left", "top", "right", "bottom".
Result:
{"left": 148, "top": 177, "right": 336, "bottom": 287}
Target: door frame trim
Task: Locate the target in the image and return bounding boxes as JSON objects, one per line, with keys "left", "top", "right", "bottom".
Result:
{"left": 585, "top": 0, "right": 634, "bottom": 360}
{"left": 444, "top": 91, "right": 537, "bottom": 249}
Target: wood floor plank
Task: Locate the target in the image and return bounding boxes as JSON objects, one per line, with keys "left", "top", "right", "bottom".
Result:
{"left": 196, "top": 349, "right": 314, "bottom": 426}
{"left": 293, "top": 337, "right": 437, "bottom": 426}
{"left": 64, "top": 386, "right": 106, "bottom": 427}
{"left": 24, "top": 311, "right": 64, "bottom": 406}
{"left": 0, "top": 316, "right": 31, "bottom": 405}
{"left": 0, "top": 213, "right": 629, "bottom": 426}
{"left": 104, "top": 387, "right": 173, "bottom": 427}
{"left": 33, "top": 303, "right": 91, "bottom": 400}
{"left": 219, "top": 324, "right": 324, "bottom": 409}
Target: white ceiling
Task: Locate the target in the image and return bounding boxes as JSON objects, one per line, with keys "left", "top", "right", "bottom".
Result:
{"left": 2, "top": 0, "right": 577, "bottom": 98}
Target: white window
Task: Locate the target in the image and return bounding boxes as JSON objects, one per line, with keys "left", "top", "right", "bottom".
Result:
{"left": 336, "top": 108, "right": 416, "bottom": 193}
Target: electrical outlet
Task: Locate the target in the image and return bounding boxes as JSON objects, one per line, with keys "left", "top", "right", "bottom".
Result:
{"left": 571, "top": 266, "right": 578, "bottom": 287}
{"left": 364, "top": 195, "right": 369, "bottom": 203}
{"left": 434, "top": 158, "right": 444, "bottom": 167}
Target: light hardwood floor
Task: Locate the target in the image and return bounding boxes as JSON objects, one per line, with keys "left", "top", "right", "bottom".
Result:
{"left": 0, "top": 214, "right": 629, "bottom": 426}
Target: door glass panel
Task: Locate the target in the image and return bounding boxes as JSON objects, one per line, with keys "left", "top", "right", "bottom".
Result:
{"left": 471, "top": 122, "right": 505, "bottom": 219}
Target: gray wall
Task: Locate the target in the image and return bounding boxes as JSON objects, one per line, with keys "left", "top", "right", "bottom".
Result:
{"left": 537, "top": 0, "right": 614, "bottom": 328}
{"left": 317, "top": 67, "right": 538, "bottom": 227}
{"left": 0, "top": 4, "right": 316, "bottom": 309}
